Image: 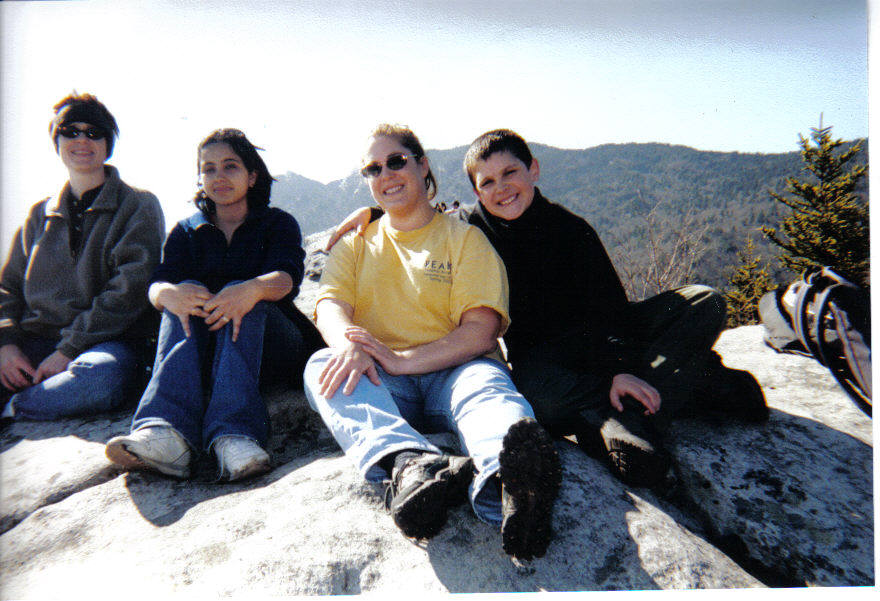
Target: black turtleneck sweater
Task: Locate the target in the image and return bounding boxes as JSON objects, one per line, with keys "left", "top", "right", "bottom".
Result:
{"left": 466, "top": 189, "right": 630, "bottom": 368}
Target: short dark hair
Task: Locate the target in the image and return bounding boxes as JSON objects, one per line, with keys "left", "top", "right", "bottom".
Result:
{"left": 49, "top": 92, "right": 119, "bottom": 157}
{"left": 193, "top": 128, "right": 275, "bottom": 215}
{"left": 368, "top": 123, "right": 437, "bottom": 200}
{"left": 463, "top": 129, "right": 533, "bottom": 189}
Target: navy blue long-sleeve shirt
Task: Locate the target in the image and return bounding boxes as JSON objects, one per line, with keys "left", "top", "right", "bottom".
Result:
{"left": 152, "top": 206, "right": 305, "bottom": 319}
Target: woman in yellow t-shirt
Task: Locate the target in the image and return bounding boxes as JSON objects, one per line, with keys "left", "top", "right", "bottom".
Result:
{"left": 303, "top": 124, "right": 561, "bottom": 561}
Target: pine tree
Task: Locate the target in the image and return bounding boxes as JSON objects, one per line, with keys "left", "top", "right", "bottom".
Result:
{"left": 725, "top": 236, "right": 777, "bottom": 328}
{"left": 761, "top": 122, "right": 869, "bottom": 286}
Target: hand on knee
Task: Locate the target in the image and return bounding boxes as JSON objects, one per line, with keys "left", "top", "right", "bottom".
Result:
{"left": 0, "top": 344, "right": 37, "bottom": 391}
{"left": 32, "top": 351, "right": 73, "bottom": 385}
{"left": 204, "top": 281, "right": 264, "bottom": 342}
{"left": 153, "top": 281, "right": 212, "bottom": 338}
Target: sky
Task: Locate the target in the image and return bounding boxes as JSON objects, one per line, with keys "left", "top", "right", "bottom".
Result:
{"left": 0, "top": 0, "right": 870, "bottom": 250}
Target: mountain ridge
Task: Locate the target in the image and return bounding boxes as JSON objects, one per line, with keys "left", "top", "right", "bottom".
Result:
{"left": 270, "top": 139, "right": 868, "bottom": 294}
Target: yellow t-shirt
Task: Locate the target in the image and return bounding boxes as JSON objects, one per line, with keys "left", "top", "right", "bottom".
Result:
{"left": 317, "top": 212, "right": 510, "bottom": 359}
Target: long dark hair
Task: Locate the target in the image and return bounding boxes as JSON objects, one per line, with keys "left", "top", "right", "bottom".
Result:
{"left": 369, "top": 123, "right": 437, "bottom": 201}
{"left": 194, "top": 128, "right": 275, "bottom": 214}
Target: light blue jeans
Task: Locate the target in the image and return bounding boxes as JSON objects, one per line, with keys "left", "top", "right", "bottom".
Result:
{"left": 2, "top": 336, "right": 140, "bottom": 420}
{"left": 303, "top": 349, "right": 535, "bottom": 525}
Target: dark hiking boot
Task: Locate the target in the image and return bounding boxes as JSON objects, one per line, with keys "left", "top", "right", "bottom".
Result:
{"left": 600, "top": 407, "right": 671, "bottom": 487}
{"left": 572, "top": 402, "right": 670, "bottom": 488}
{"left": 571, "top": 408, "right": 609, "bottom": 460}
{"left": 384, "top": 453, "right": 474, "bottom": 539}
{"left": 499, "top": 417, "right": 562, "bottom": 560}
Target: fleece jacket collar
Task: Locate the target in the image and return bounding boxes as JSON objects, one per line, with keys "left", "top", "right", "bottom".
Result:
{"left": 44, "top": 165, "right": 123, "bottom": 219}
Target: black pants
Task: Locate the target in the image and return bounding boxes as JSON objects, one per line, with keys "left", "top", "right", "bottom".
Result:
{"left": 511, "top": 285, "right": 726, "bottom": 436}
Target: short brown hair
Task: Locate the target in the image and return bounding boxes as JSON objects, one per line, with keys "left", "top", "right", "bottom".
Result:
{"left": 368, "top": 123, "right": 438, "bottom": 200}
{"left": 49, "top": 92, "right": 119, "bottom": 157}
{"left": 463, "top": 129, "right": 533, "bottom": 189}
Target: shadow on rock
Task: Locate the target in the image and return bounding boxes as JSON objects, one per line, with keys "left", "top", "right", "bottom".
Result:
{"left": 0, "top": 388, "right": 331, "bottom": 535}
{"left": 0, "top": 406, "right": 136, "bottom": 451}
{"left": 667, "top": 407, "right": 874, "bottom": 587}
{"left": 424, "top": 491, "right": 657, "bottom": 592}
{"left": 121, "top": 393, "right": 336, "bottom": 528}
{"left": 422, "top": 441, "right": 758, "bottom": 592}
{"left": 121, "top": 449, "right": 327, "bottom": 528}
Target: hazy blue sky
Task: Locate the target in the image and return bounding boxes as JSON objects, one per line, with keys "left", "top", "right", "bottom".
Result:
{"left": 1, "top": 0, "right": 869, "bottom": 247}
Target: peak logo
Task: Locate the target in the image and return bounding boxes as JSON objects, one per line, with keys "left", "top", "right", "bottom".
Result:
{"left": 424, "top": 258, "right": 453, "bottom": 284}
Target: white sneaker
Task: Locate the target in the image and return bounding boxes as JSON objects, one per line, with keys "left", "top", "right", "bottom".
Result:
{"left": 105, "top": 426, "right": 192, "bottom": 478}
{"left": 213, "top": 436, "right": 271, "bottom": 481}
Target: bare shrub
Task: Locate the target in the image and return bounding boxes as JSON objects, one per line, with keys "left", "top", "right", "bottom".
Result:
{"left": 607, "top": 200, "right": 711, "bottom": 301}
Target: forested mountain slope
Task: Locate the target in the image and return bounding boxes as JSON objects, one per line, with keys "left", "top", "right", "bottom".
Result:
{"left": 271, "top": 140, "right": 868, "bottom": 296}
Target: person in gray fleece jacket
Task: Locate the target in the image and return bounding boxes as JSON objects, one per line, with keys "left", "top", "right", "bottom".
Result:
{"left": 0, "top": 92, "right": 164, "bottom": 421}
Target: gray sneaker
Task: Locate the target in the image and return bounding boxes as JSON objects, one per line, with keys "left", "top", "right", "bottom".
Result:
{"left": 213, "top": 436, "right": 271, "bottom": 481}
{"left": 105, "top": 426, "right": 192, "bottom": 479}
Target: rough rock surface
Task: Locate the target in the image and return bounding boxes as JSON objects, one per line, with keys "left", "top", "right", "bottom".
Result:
{"left": 667, "top": 325, "right": 874, "bottom": 586}
{"left": 0, "top": 233, "right": 873, "bottom": 595}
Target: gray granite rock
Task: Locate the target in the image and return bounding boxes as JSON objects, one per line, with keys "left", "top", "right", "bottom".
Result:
{"left": 666, "top": 325, "right": 874, "bottom": 587}
{"left": 0, "top": 242, "right": 872, "bottom": 593}
{"left": 0, "top": 412, "right": 130, "bottom": 534}
{"left": 0, "top": 434, "right": 761, "bottom": 596}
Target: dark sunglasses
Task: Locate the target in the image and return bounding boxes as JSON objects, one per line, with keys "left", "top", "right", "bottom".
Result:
{"left": 360, "top": 153, "right": 412, "bottom": 178}
{"left": 57, "top": 125, "right": 106, "bottom": 140}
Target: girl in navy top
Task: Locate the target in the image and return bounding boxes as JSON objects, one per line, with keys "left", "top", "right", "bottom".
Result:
{"left": 106, "top": 129, "right": 320, "bottom": 481}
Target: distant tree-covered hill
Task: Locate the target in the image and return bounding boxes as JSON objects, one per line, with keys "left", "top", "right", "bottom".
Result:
{"left": 270, "top": 140, "right": 868, "bottom": 298}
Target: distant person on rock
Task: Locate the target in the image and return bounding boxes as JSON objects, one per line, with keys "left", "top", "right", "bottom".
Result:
{"left": 327, "top": 128, "right": 768, "bottom": 488}
{"left": 304, "top": 124, "right": 560, "bottom": 560}
{"left": 0, "top": 93, "right": 164, "bottom": 423}
{"left": 105, "top": 129, "right": 321, "bottom": 482}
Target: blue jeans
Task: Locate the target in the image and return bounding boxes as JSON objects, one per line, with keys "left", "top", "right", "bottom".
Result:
{"left": 131, "top": 281, "right": 302, "bottom": 452}
{"left": 303, "top": 349, "right": 535, "bottom": 525}
{"left": 2, "top": 336, "right": 139, "bottom": 420}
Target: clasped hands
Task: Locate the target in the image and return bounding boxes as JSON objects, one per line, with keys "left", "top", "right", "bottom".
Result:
{"left": 158, "top": 281, "right": 260, "bottom": 342}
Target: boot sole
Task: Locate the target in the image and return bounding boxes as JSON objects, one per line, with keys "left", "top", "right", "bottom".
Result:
{"left": 499, "top": 418, "right": 561, "bottom": 560}
{"left": 105, "top": 437, "right": 191, "bottom": 479}
{"left": 391, "top": 456, "right": 473, "bottom": 539}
